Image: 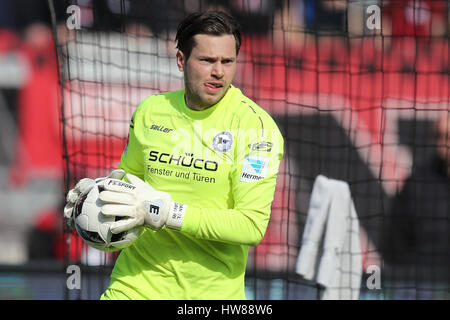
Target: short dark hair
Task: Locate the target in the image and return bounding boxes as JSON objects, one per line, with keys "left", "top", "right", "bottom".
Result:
{"left": 175, "top": 11, "right": 241, "bottom": 59}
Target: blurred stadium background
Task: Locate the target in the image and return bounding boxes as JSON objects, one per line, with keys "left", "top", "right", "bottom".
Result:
{"left": 0, "top": 0, "right": 449, "bottom": 300}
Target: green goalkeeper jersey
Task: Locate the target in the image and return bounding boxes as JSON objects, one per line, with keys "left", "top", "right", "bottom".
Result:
{"left": 101, "top": 85, "right": 284, "bottom": 300}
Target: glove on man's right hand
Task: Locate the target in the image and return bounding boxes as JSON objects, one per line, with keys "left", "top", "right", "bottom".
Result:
{"left": 63, "top": 169, "right": 126, "bottom": 228}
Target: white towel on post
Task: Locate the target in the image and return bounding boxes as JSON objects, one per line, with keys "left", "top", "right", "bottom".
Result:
{"left": 296, "top": 175, "right": 362, "bottom": 300}
{"left": 296, "top": 175, "right": 332, "bottom": 280}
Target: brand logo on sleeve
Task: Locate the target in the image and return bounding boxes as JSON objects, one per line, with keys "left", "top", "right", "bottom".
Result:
{"left": 248, "top": 141, "right": 273, "bottom": 152}
{"left": 212, "top": 131, "right": 233, "bottom": 153}
{"left": 240, "top": 156, "right": 270, "bottom": 182}
{"left": 150, "top": 124, "right": 173, "bottom": 134}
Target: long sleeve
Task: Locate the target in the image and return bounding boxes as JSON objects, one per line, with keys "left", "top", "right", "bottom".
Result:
{"left": 118, "top": 105, "right": 145, "bottom": 180}
{"left": 181, "top": 122, "right": 284, "bottom": 246}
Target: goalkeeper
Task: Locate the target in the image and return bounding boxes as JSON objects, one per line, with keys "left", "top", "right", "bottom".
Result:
{"left": 64, "top": 11, "right": 284, "bottom": 300}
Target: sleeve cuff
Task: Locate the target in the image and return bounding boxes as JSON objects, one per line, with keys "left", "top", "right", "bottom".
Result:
{"left": 177, "top": 205, "right": 200, "bottom": 236}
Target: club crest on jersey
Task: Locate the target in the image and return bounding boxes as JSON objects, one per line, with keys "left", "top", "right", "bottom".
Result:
{"left": 212, "top": 131, "right": 233, "bottom": 153}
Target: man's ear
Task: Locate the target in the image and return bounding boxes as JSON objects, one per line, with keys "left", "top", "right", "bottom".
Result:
{"left": 176, "top": 50, "right": 185, "bottom": 72}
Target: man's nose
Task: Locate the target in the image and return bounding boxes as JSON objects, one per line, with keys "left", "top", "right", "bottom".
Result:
{"left": 212, "top": 62, "right": 224, "bottom": 78}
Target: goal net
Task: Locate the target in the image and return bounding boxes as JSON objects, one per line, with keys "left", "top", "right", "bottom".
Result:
{"left": 49, "top": 0, "right": 449, "bottom": 299}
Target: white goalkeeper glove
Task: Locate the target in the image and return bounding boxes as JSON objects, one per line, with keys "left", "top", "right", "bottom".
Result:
{"left": 99, "top": 173, "right": 187, "bottom": 233}
{"left": 63, "top": 169, "right": 126, "bottom": 228}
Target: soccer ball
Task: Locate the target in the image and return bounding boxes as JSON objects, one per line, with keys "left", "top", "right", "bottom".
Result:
{"left": 73, "top": 180, "right": 142, "bottom": 252}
